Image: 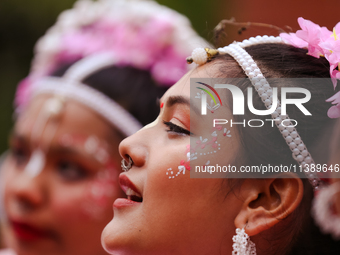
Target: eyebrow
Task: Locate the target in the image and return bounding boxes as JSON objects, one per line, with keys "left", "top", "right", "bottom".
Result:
{"left": 10, "top": 132, "right": 82, "bottom": 155}
{"left": 165, "top": 96, "right": 200, "bottom": 115}
{"left": 9, "top": 131, "right": 29, "bottom": 146}
{"left": 10, "top": 132, "right": 104, "bottom": 163}
{"left": 166, "top": 96, "right": 190, "bottom": 107}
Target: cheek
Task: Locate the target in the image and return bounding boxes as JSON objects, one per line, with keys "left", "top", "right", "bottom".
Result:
{"left": 190, "top": 125, "right": 237, "bottom": 176}
{"left": 51, "top": 174, "right": 120, "bottom": 222}
{"left": 1, "top": 161, "right": 20, "bottom": 204}
{"left": 162, "top": 125, "right": 235, "bottom": 180}
{"left": 51, "top": 185, "right": 91, "bottom": 221}
{"left": 81, "top": 168, "right": 121, "bottom": 219}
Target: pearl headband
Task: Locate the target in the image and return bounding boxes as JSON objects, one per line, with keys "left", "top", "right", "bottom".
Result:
{"left": 30, "top": 53, "right": 143, "bottom": 137}
{"left": 188, "top": 35, "right": 323, "bottom": 189}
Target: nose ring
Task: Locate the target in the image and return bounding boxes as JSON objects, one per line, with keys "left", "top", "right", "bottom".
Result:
{"left": 121, "top": 157, "right": 133, "bottom": 172}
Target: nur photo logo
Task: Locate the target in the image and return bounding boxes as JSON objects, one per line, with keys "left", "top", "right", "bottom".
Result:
{"left": 196, "top": 82, "right": 222, "bottom": 115}
{"left": 193, "top": 78, "right": 315, "bottom": 128}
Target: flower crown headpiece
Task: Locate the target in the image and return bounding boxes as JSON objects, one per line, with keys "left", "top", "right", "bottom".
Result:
{"left": 186, "top": 17, "right": 340, "bottom": 190}
{"left": 15, "top": 0, "right": 209, "bottom": 136}
{"left": 280, "top": 17, "right": 340, "bottom": 118}
{"left": 188, "top": 17, "right": 340, "bottom": 119}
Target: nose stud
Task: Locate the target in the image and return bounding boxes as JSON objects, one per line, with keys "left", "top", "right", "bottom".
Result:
{"left": 121, "top": 157, "right": 133, "bottom": 172}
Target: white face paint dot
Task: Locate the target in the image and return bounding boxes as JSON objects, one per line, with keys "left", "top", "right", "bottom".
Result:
{"left": 171, "top": 171, "right": 173, "bottom": 174}
{"left": 95, "top": 149, "right": 109, "bottom": 164}
{"left": 85, "top": 136, "right": 99, "bottom": 154}
{"left": 169, "top": 177, "right": 171, "bottom": 179}
{"left": 172, "top": 176, "right": 175, "bottom": 178}
{"left": 166, "top": 172, "right": 168, "bottom": 175}
{"left": 24, "top": 149, "right": 46, "bottom": 177}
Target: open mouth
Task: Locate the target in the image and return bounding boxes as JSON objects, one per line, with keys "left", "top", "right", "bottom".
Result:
{"left": 119, "top": 174, "right": 143, "bottom": 203}
{"left": 126, "top": 188, "right": 143, "bottom": 203}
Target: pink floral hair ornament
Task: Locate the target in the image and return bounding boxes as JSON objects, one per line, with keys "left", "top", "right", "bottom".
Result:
{"left": 15, "top": 0, "right": 209, "bottom": 110}
{"left": 280, "top": 17, "right": 340, "bottom": 118}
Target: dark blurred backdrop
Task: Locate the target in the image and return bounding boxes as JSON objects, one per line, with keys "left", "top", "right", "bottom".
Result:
{"left": 0, "top": 0, "right": 339, "bottom": 153}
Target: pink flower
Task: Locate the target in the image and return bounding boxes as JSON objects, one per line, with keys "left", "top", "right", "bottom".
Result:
{"left": 281, "top": 18, "right": 340, "bottom": 118}
{"left": 151, "top": 46, "right": 187, "bottom": 85}
{"left": 15, "top": 77, "right": 33, "bottom": 108}
{"left": 280, "top": 18, "right": 332, "bottom": 57}
{"left": 326, "top": 91, "right": 340, "bottom": 118}
{"left": 295, "top": 17, "right": 332, "bottom": 57}
{"left": 280, "top": 32, "right": 308, "bottom": 48}
{"left": 329, "top": 64, "right": 340, "bottom": 88}
{"left": 56, "top": 16, "right": 188, "bottom": 86}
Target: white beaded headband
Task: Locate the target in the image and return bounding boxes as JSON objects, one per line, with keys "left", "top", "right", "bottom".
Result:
{"left": 188, "top": 35, "right": 323, "bottom": 189}
{"left": 30, "top": 53, "right": 143, "bottom": 137}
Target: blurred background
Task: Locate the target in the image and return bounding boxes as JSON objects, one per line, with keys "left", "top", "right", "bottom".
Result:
{"left": 0, "top": 0, "right": 340, "bottom": 154}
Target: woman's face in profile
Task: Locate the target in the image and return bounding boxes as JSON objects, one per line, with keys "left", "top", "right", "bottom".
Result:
{"left": 102, "top": 63, "right": 243, "bottom": 255}
{"left": 1, "top": 94, "right": 124, "bottom": 255}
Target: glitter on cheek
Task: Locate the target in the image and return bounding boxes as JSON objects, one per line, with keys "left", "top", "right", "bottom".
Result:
{"left": 81, "top": 162, "right": 119, "bottom": 219}
{"left": 165, "top": 124, "right": 233, "bottom": 180}
{"left": 58, "top": 134, "right": 120, "bottom": 219}
{"left": 223, "top": 128, "right": 232, "bottom": 137}
{"left": 59, "top": 134, "right": 111, "bottom": 165}
{"left": 189, "top": 125, "right": 232, "bottom": 168}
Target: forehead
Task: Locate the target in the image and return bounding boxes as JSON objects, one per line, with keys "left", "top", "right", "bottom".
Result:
{"left": 16, "top": 94, "right": 114, "bottom": 142}
{"left": 163, "top": 62, "right": 221, "bottom": 100}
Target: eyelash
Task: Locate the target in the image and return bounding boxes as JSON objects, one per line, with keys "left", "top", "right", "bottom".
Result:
{"left": 56, "top": 160, "right": 88, "bottom": 181}
{"left": 163, "top": 121, "right": 191, "bottom": 136}
{"left": 10, "top": 145, "right": 29, "bottom": 166}
{"left": 9, "top": 143, "right": 89, "bottom": 181}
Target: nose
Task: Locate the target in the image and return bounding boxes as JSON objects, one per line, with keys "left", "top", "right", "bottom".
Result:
{"left": 16, "top": 178, "right": 46, "bottom": 211}
{"left": 5, "top": 164, "right": 47, "bottom": 213}
{"left": 119, "top": 129, "right": 149, "bottom": 170}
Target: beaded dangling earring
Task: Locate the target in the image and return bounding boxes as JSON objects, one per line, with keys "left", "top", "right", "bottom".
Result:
{"left": 312, "top": 182, "right": 340, "bottom": 239}
{"left": 232, "top": 227, "right": 256, "bottom": 255}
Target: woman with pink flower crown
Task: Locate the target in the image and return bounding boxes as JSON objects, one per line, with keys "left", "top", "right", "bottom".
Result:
{"left": 0, "top": 0, "right": 208, "bottom": 255}
{"left": 101, "top": 17, "right": 340, "bottom": 254}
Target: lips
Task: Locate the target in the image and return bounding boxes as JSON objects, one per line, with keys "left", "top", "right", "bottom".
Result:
{"left": 10, "top": 220, "right": 54, "bottom": 241}
{"left": 115, "top": 174, "right": 143, "bottom": 208}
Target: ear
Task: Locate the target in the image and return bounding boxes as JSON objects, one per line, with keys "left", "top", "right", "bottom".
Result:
{"left": 234, "top": 173, "right": 304, "bottom": 236}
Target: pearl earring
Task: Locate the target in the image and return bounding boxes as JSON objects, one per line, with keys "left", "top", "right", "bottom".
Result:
{"left": 232, "top": 226, "right": 256, "bottom": 255}
{"left": 312, "top": 182, "right": 340, "bottom": 239}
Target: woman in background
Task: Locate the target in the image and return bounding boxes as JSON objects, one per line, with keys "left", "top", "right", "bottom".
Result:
{"left": 0, "top": 0, "right": 209, "bottom": 254}
{"left": 312, "top": 118, "right": 340, "bottom": 241}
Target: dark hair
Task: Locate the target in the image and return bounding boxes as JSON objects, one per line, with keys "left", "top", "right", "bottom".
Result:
{"left": 52, "top": 63, "right": 168, "bottom": 133}
{"left": 213, "top": 44, "right": 340, "bottom": 254}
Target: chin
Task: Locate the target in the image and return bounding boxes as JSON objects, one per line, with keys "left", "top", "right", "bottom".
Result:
{"left": 101, "top": 218, "right": 149, "bottom": 255}
{"left": 101, "top": 219, "right": 126, "bottom": 255}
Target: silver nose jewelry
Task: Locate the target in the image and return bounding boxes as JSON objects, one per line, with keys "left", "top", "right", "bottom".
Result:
{"left": 121, "top": 157, "right": 133, "bottom": 172}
